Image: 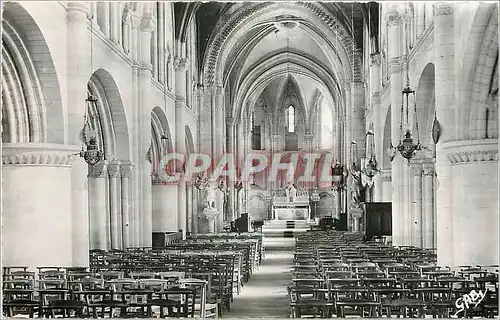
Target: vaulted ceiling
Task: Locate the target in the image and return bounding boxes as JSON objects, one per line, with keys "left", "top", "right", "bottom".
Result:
{"left": 174, "top": 2, "right": 379, "bottom": 78}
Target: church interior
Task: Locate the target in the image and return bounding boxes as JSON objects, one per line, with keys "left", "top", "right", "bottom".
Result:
{"left": 1, "top": 1, "right": 499, "bottom": 318}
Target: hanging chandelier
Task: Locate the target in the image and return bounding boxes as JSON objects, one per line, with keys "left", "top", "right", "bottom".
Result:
{"left": 388, "top": 8, "right": 424, "bottom": 164}
{"left": 79, "top": 94, "right": 104, "bottom": 166}
{"left": 331, "top": 161, "right": 348, "bottom": 191}
{"left": 361, "top": 130, "right": 379, "bottom": 178}
{"left": 388, "top": 81, "right": 423, "bottom": 164}
{"left": 79, "top": 17, "right": 103, "bottom": 166}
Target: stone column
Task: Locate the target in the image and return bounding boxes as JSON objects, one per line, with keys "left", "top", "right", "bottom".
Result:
{"left": 108, "top": 161, "right": 122, "bottom": 250}
{"left": 186, "top": 185, "right": 193, "bottom": 233}
{"left": 67, "top": 2, "right": 90, "bottom": 267}
{"left": 422, "top": 162, "right": 435, "bottom": 249}
{"left": 138, "top": 15, "right": 155, "bottom": 247}
{"left": 157, "top": 2, "right": 165, "bottom": 83}
{"left": 351, "top": 82, "right": 366, "bottom": 155}
{"left": 110, "top": 2, "right": 120, "bottom": 43}
{"left": 120, "top": 162, "right": 133, "bottom": 249}
{"left": 98, "top": 2, "right": 110, "bottom": 37}
{"left": 387, "top": 8, "right": 405, "bottom": 246}
{"left": 152, "top": 183, "right": 178, "bottom": 232}
{"left": 174, "top": 57, "right": 188, "bottom": 236}
{"left": 2, "top": 145, "right": 81, "bottom": 271}
{"left": 129, "top": 14, "right": 141, "bottom": 248}
{"left": 370, "top": 53, "right": 383, "bottom": 202}
{"left": 444, "top": 140, "right": 498, "bottom": 267}
{"left": 433, "top": 2, "right": 456, "bottom": 266}
{"left": 226, "top": 117, "right": 236, "bottom": 221}
{"left": 122, "top": 7, "right": 131, "bottom": 53}
{"left": 410, "top": 163, "right": 423, "bottom": 247}
{"left": 88, "top": 162, "right": 108, "bottom": 250}
{"left": 379, "top": 169, "right": 392, "bottom": 202}
{"left": 212, "top": 86, "right": 225, "bottom": 232}
{"left": 416, "top": 3, "right": 425, "bottom": 38}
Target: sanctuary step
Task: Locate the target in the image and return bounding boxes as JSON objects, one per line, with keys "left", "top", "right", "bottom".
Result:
{"left": 261, "top": 220, "right": 310, "bottom": 238}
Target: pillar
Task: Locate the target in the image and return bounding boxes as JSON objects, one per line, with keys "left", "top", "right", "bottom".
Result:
{"left": 129, "top": 14, "right": 141, "bottom": 248}
{"left": 387, "top": 8, "right": 405, "bottom": 246}
{"left": 212, "top": 85, "right": 225, "bottom": 232}
{"left": 416, "top": 3, "right": 425, "bottom": 38}
{"left": 186, "top": 185, "right": 193, "bottom": 233}
{"left": 110, "top": 2, "right": 119, "bottom": 43}
{"left": 97, "top": 2, "right": 110, "bottom": 37}
{"left": 174, "top": 57, "right": 188, "bottom": 236}
{"left": 108, "top": 161, "right": 122, "bottom": 250}
{"left": 2, "top": 145, "right": 81, "bottom": 271}
{"left": 67, "top": 2, "right": 91, "bottom": 267}
{"left": 88, "top": 162, "right": 108, "bottom": 250}
{"left": 138, "top": 15, "right": 155, "bottom": 247}
{"left": 226, "top": 117, "right": 236, "bottom": 221}
{"left": 122, "top": 8, "right": 131, "bottom": 53}
{"left": 120, "top": 162, "right": 133, "bottom": 249}
{"left": 433, "top": 2, "right": 456, "bottom": 266}
{"left": 410, "top": 163, "right": 423, "bottom": 247}
{"left": 158, "top": 2, "right": 165, "bottom": 83}
{"left": 379, "top": 169, "right": 392, "bottom": 202}
{"left": 152, "top": 183, "right": 178, "bottom": 232}
{"left": 422, "top": 162, "right": 435, "bottom": 249}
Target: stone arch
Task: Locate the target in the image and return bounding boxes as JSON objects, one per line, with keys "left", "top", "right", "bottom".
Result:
{"left": 203, "top": 2, "right": 362, "bottom": 86}
{"left": 248, "top": 193, "right": 268, "bottom": 221}
{"left": 1, "top": 2, "right": 63, "bottom": 144}
{"left": 87, "top": 68, "right": 130, "bottom": 161}
{"left": 235, "top": 51, "right": 341, "bottom": 124}
{"left": 458, "top": 4, "right": 498, "bottom": 140}
{"left": 415, "top": 63, "right": 436, "bottom": 151}
{"left": 316, "top": 192, "right": 335, "bottom": 218}
{"left": 151, "top": 106, "right": 173, "bottom": 174}
{"left": 185, "top": 125, "right": 195, "bottom": 153}
{"left": 382, "top": 106, "right": 392, "bottom": 169}
{"left": 275, "top": 75, "right": 308, "bottom": 130}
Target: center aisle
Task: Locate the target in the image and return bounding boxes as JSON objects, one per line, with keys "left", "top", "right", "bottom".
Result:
{"left": 228, "top": 239, "right": 294, "bottom": 318}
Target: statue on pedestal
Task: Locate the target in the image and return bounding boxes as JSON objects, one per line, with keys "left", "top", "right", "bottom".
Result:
{"left": 205, "top": 181, "right": 217, "bottom": 209}
{"left": 286, "top": 182, "right": 297, "bottom": 202}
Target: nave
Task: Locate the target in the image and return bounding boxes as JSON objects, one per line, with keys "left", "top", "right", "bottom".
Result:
{"left": 3, "top": 231, "right": 498, "bottom": 318}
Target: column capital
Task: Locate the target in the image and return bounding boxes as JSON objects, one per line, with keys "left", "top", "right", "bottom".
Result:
{"left": 371, "top": 92, "right": 381, "bottom": 104}
{"left": 120, "top": 161, "right": 134, "bottom": 178}
{"left": 226, "top": 116, "right": 236, "bottom": 126}
{"left": 388, "top": 57, "right": 404, "bottom": 73}
{"left": 433, "top": 3, "right": 453, "bottom": 16}
{"left": 387, "top": 11, "right": 403, "bottom": 26}
{"left": 370, "top": 52, "right": 381, "bottom": 67}
{"left": 67, "top": 2, "right": 90, "bottom": 15}
{"left": 108, "top": 161, "right": 121, "bottom": 178}
{"left": 88, "top": 161, "right": 107, "bottom": 178}
{"left": 130, "top": 13, "right": 142, "bottom": 29}
{"left": 410, "top": 163, "right": 423, "bottom": 177}
{"left": 210, "top": 85, "right": 223, "bottom": 95}
{"left": 174, "top": 57, "right": 188, "bottom": 72}
{"left": 379, "top": 169, "right": 392, "bottom": 182}
{"left": 139, "top": 17, "right": 155, "bottom": 33}
{"left": 350, "top": 81, "right": 364, "bottom": 89}
{"left": 122, "top": 6, "right": 131, "bottom": 24}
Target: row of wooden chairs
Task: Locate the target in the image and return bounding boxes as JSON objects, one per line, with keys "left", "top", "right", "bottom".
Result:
{"left": 289, "top": 231, "right": 498, "bottom": 318}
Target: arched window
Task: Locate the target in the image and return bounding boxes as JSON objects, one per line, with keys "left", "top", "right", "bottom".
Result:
{"left": 288, "top": 105, "right": 295, "bottom": 133}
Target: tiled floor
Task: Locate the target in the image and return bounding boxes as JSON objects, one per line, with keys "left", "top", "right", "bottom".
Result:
{"left": 228, "top": 244, "right": 293, "bottom": 318}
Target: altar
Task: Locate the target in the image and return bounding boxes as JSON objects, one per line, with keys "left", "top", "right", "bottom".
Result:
{"left": 272, "top": 196, "right": 310, "bottom": 220}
